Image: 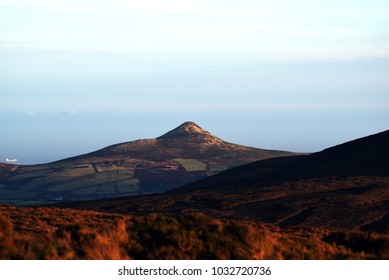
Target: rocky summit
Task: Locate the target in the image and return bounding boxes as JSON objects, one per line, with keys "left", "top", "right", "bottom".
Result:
{"left": 158, "top": 121, "right": 215, "bottom": 139}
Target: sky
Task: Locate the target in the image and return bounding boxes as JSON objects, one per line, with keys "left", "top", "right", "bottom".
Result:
{"left": 1, "top": 0, "right": 389, "bottom": 164}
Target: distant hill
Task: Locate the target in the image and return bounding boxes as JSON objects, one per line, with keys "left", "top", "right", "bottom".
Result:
{"left": 0, "top": 121, "right": 296, "bottom": 205}
{"left": 60, "top": 129, "right": 389, "bottom": 232}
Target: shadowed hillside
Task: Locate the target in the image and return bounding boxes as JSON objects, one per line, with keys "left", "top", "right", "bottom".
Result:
{"left": 263, "top": 130, "right": 389, "bottom": 181}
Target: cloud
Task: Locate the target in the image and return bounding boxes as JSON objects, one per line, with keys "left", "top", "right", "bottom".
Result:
{"left": 121, "top": 0, "right": 269, "bottom": 17}
{"left": 1, "top": 0, "right": 388, "bottom": 60}
{"left": 0, "top": 0, "right": 96, "bottom": 13}
{"left": 120, "top": 0, "right": 206, "bottom": 15}
{"left": 25, "top": 110, "right": 37, "bottom": 116}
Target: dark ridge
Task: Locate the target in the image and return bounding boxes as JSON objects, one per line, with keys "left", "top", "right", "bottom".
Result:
{"left": 277, "top": 207, "right": 316, "bottom": 228}
{"left": 263, "top": 129, "right": 389, "bottom": 181}
{"left": 361, "top": 213, "right": 389, "bottom": 233}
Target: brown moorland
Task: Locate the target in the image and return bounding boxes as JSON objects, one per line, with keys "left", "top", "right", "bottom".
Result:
{"left": 1, "top": 205, "right": 388, "bottom": 260}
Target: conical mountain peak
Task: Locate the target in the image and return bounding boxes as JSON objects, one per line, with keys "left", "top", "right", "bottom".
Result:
{"left": 157, "top": 121, "right": 216, "bottom": 139}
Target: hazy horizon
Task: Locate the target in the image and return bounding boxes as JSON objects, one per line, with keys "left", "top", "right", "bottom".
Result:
{"left": 1, "top": 0, "right": 389, "bottom": 164}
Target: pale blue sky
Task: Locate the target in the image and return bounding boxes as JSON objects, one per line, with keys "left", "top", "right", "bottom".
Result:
{"left": 1, "top": 0, "right": 389, "bottom": 164}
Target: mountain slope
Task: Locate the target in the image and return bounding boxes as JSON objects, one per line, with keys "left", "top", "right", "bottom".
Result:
{"left": 263, "top": 129, "right": 389, "bottom": 181}
{"left": 64, "top": 121, "right": 282, "bottom": 162}
{"left": 59, "top": 129, "right": 389, "bottom": 232}
{"left": 0, "top": 122, "right": 296, "bottom": 205}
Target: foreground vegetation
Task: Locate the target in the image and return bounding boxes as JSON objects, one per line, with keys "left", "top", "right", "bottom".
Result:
{"left": 0, "top": 206, "right": 387, "bottom": 260}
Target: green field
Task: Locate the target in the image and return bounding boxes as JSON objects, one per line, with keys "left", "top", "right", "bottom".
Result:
{"left": 116, "top": 179, "right": 140, "bottom": 193}
{"left": 208, "top": 165, "right": 228, "bottom": 172}
{"left": 54, "top": 165, "right": 95, "bottom": 177}
{"left": 47, "top": 169, "right": 135, "bottom": 193}
{"left": 12, "top": 178, "right": 51, "bottom": 191}
{"left": 0, "top": 188, "right": 38, "bottom": 198}
{"left": 174, "top": 159, "right": 207, "bottom": 172}
{"left": 6, "top": 169, "right": 56, "bottom": 181}
{"left": 95, "top": 164, "right": 128, "bottom": 173}
{"left": 71, "top": 186, "right": 99, "bottom": 195}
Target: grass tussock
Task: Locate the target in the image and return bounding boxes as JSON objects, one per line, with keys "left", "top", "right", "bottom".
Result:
{"left": 323, "top": 231, "right": 389, "bottom": 258}
{"left": 0, "top": 209, "right": 388, "bottom": 260}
